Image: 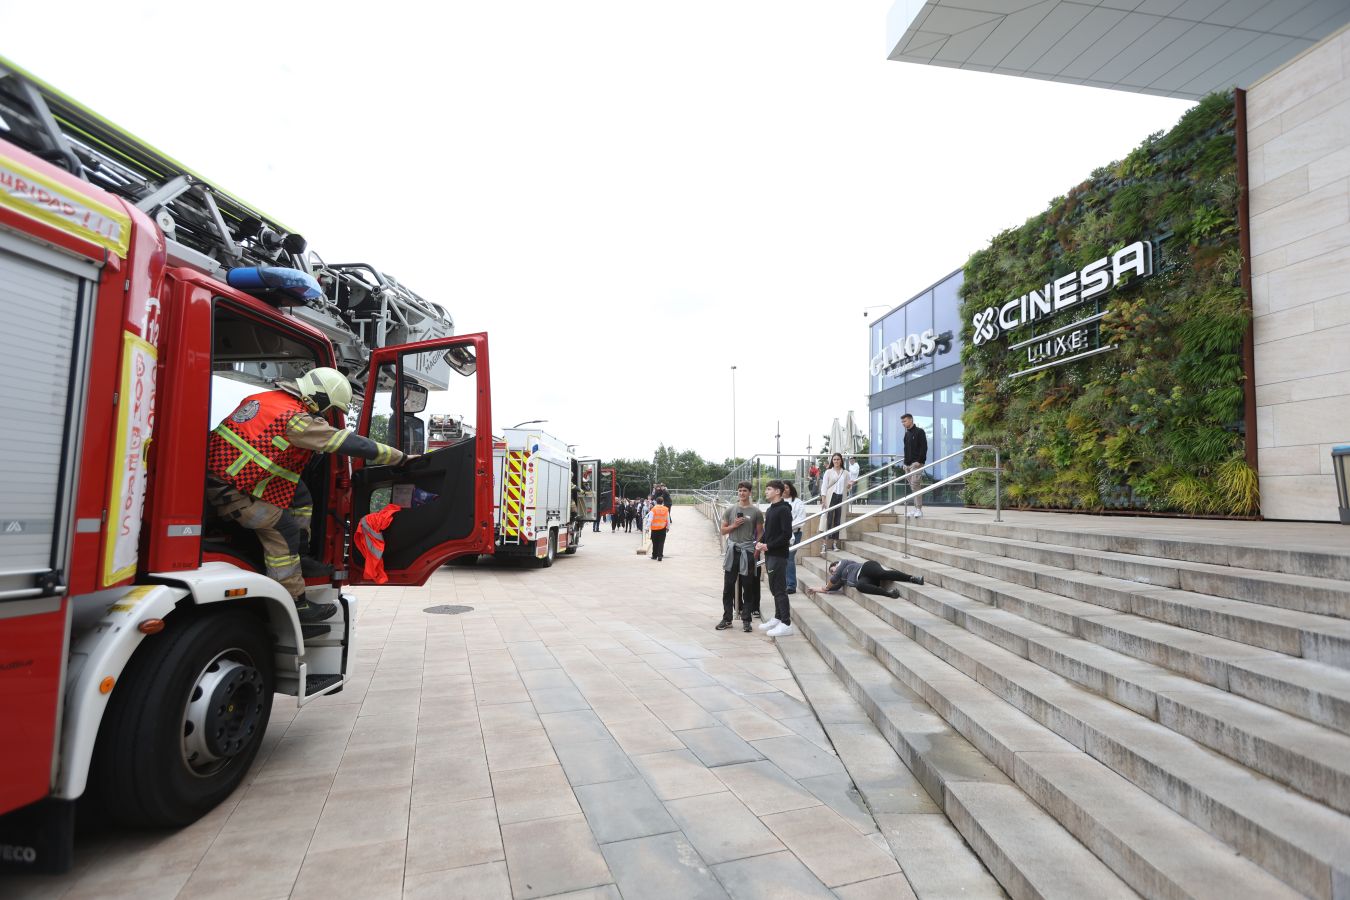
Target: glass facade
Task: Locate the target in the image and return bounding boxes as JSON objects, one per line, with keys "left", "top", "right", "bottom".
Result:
{"left": 869, "top": 268, "right": 965, "bottom": 502}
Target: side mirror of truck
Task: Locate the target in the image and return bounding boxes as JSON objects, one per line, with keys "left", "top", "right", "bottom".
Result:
{"left": 401, "top": 383, "right": 428, "bottom": 414}
{"left": 444, "top": 345, "right": 476, "bottom": 377}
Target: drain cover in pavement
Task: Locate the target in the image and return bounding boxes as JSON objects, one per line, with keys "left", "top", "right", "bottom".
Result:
{"left": 424, "top": 604, "right": 474, "bottom": 615}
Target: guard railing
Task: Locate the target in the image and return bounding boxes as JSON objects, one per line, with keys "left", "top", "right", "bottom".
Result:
{"left": 804, "top": 444, "right": 1001, "bottom": 533}
{"left": 788, "top": 461, "right": 1002, "bottom": 565}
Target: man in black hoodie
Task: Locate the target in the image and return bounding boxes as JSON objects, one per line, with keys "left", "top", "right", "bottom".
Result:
{"left": 755, "top": 480, "right": 795, "bottom": 637}
{"left": 902, "top": 413, "right": 928, "bottom": 517}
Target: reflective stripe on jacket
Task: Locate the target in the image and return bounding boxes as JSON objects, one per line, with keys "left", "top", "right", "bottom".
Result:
{"left": 207, "top": 390, "right": 312, "bottom": 508}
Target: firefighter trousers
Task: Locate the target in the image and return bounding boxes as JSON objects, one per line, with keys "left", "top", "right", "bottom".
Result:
{"left": 206, "top": 477, "right": 312, "bottom": 602}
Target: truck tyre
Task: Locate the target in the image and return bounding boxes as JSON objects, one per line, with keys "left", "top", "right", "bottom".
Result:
{"left": 540, "top": 529, "right": 556, "bottom": 568}
{"left": 90, "top": 609, "right": 274, "bottom": 827}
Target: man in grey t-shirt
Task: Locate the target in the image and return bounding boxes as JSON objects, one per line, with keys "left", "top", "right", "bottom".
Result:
{"left": 719, "top": 482, "right": 764, "bottom": 631}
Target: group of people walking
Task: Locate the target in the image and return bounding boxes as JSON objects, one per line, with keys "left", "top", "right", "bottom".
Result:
{"left": 606, "top": 499, "right": 650, "bottom": 532}
{"left": 605, "top": 483, "right": 671, "bottom": 532}
{"left": 597, "top": 483, "right": 674, "bottom": 561}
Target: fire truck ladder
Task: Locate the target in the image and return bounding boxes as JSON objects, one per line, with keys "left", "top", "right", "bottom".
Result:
{"left": 501, "top": 451, "right": 527, "bottom": 543}
{"left": 0, "top": 58, "right": 457, "bottom": 387}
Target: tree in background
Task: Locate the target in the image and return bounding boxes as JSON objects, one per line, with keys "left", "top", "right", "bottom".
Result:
{"left": 603, "top": 445, "right": 737, "bottom": 495}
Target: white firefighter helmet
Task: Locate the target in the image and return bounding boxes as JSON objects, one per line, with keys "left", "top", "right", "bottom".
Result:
{"left": 297, "top": 366, "right": 352, "bottom": 413}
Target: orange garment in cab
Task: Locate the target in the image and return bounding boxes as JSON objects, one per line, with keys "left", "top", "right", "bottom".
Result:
{"left": 354, "top": 504, "right": 403, "bottom": 584}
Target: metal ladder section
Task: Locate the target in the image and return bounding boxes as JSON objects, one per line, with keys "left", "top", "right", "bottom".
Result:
{"left": 0, "top": 58, "right": 455, "bottom": 386}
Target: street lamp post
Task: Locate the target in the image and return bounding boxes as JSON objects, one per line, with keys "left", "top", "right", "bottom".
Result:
{"left": 775, "top": 420, "right": 781, "bottom": 478}
{"left": 731, "top": 365, "right": 737, "bottom": 464}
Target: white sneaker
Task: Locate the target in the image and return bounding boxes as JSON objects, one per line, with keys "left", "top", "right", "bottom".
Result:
{"left": 757, "top": 618, "right": 781, "bottom": 631}
{"left": 766, "top": 623, "right": 796, "bottom": 637}
{"left": 914, "top": 508, "right": 923, "bottom": 518}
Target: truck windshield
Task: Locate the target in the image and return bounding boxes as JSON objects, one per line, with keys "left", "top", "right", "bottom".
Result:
{"left": 209, "top": 305, "right": 324, "bottom": 428}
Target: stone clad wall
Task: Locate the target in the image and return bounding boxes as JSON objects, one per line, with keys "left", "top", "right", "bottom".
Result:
{"left": 1247, "top": 23, "right": 1350, "bottom": 522}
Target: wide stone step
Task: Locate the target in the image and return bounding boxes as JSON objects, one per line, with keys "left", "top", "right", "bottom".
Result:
{"left": 795, "top": 577, "right": 1306, "bottom": 900}
{"left": 879, "top": 520, "right": 1350, "bottom": 620}
{"left": 910, "top": 512, "right": 1350, "bottom": 581}
{"left": 823, "top": 546, "right": 1350, "bottom": 817}
{"left": 894, "top": 524, "right": 1350, "bottom": 666}
{"left": 859, "top": 532, "right": 1350, "bottom": 736}
{"left": 774, "top": 624, "right": 1005, "bottom": 899}
{"left": 790, "top": 595, "right": 1137, "bottom": 899}
{"left": 802, "top": 557, "right": 1350, "bottom": 900}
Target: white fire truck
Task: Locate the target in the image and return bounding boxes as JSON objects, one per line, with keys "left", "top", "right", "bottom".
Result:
{"left": 492, "top": 429, "right": 600, "bottom": 565}
{"left": 0, "top": 59, "right": 497, "bottom": 872}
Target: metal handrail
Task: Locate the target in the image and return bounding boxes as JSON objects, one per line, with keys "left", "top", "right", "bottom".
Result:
{"left": 790, "top": 464, "right": 1002, "bottom": 565}
{"left": 704, "top": 444, "right": 1003, "bottom": 562}
{"left": 805, "top": 444, "right": 1001, "bottom": 528}
{"left": 698, "top": 490, "right": 732, "bottom": 551}
{"left": 805, "top": 457, "right": 904, "bottom": 507}
{"left": 702, "top": 453, "right": 896, "bottom": 501}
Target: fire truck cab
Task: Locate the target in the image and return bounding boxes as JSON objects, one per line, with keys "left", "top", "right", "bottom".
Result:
{"left": 0, "top": 61, "right": 495, "bottom": 872}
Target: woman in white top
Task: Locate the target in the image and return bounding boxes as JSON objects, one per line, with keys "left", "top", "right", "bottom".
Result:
{"left": 819, "top": 453, "right": 851, "bottom": 551}
{"left": 784, "top": 481, "right": 807, "bottom": 593}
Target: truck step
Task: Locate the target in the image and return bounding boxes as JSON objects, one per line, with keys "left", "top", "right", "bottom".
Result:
{"left": 305, "top": 673, "right": 343, "bottom": 695}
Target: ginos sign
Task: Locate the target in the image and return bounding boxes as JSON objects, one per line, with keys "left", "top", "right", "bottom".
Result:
{"left": 971, "top": 240, "right": 1154, "bottom": 346}
{"left": 870, "top": 328, "right": 954, "bottom": 377}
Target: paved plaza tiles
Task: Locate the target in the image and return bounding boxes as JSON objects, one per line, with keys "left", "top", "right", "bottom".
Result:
{"left": 5, "top": 512, "right": 915, "bottom": 899}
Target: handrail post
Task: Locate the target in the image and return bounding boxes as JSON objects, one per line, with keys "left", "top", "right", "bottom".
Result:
{"left": 903, "top": 497, "right": 909, "bottom": 558}
{"left": 994, "top": 448, "right": 1003, "bottom": 523}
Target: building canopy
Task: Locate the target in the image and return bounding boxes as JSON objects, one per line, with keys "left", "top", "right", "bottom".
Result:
{"left": 886, "top": 0, "right": 1350, "bottom": 99}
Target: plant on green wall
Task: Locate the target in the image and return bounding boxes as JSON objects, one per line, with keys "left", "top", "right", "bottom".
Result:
{"left": 960, "top": 91, "right": 1258, "bottom": 516}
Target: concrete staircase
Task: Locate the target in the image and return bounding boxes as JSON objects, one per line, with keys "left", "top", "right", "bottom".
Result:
{"left": 792, "top": 511, "right": 1350, "bottom": 900}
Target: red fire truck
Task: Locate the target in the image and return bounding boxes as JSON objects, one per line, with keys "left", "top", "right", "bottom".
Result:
{"left": 0, "top": 60, "right": 497, "bottom": 872}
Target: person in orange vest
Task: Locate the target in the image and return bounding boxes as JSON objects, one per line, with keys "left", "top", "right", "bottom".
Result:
{"left": 644, "top": 497, "right": 670, "bottom": 561}
{"left": 206, "top": 366, "right": 406, "bottom": 622}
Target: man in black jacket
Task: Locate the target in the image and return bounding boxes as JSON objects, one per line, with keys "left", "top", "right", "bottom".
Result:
{"left": 755, "top": 480, "right": 795, "bottom": 637}
{"left": 902, "top": 413, "right": 928, "bottom": 518}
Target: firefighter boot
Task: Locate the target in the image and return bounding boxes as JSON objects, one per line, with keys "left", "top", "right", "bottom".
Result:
{"left": 295, "top": 596, "right": 338, "bottom": 623}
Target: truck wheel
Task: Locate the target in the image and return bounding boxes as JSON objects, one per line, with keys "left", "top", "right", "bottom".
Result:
{"left": 540, "top": 530, "right": 556, "bottom": 568}
{"left": 90, "top": 609, "right": 274, "bottom": 827}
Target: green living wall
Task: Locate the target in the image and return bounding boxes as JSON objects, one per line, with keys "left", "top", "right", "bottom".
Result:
{"left": 961, "top": 92, "right": 1257, "bottom": 516}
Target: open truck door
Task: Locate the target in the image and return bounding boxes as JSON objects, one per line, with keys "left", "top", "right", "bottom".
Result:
{"left": 577, "top": 459, "right": 601, "bottom": 521}
{"left": 600, "top": 467, "right": 616, "bottom": 517}
{"left": 348, "top": 333, "right": 494, "bottom": 585}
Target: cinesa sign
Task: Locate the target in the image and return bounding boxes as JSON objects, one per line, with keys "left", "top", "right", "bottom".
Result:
{"left": 971, "top": 240, "right": 1153, "bottom": 346}
{"left": 870, "top": 329, "right": 953, "bottom": 378}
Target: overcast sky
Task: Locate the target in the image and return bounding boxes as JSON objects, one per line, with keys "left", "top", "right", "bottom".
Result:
{"left": 7, "top": 1, "right": 1191, "bottom": 465}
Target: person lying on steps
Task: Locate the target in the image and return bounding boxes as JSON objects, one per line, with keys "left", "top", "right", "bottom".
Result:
{"left": 807, "top": 558, "right": 924, "bottom": 599}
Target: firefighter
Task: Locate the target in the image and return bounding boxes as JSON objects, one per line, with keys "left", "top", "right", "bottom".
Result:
{"left": 206, "top": 366, "right": 406, "bottom": 622}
